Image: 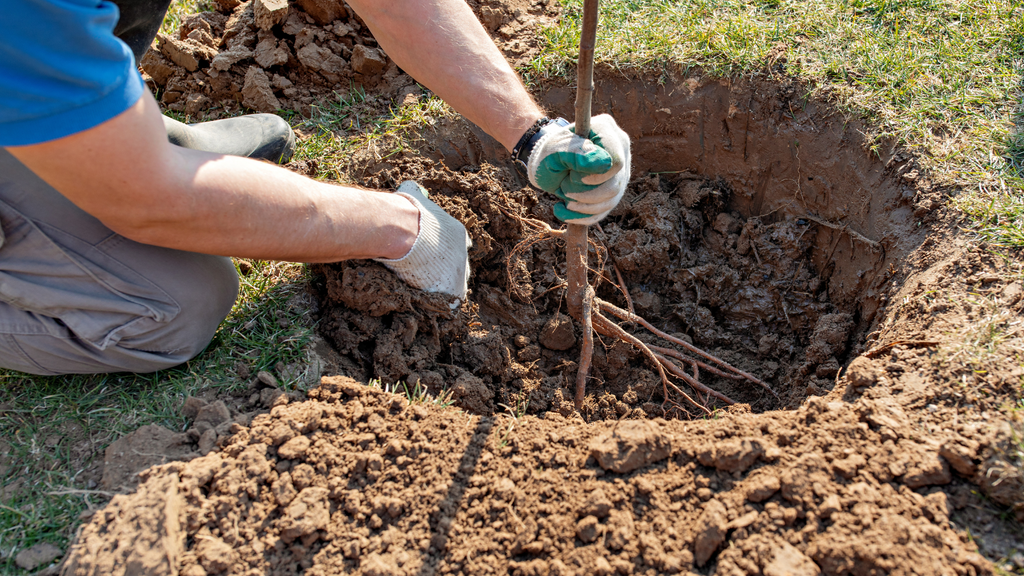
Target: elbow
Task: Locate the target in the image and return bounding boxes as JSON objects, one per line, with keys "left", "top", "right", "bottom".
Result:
{"left": 100, "top": 209, "right": 180, "bottom": 248}
{"left": 91, "top": 182, "right": 195, "bottom": 249}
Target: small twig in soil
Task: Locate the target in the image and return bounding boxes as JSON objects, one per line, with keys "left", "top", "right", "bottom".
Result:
{"left": 612, "top": 262, "right": 635, "bottom": 317}
{"left": 804, "top": 214, "right": 881, "bottom": 251}
{"left": 864, "top": 340, "right": 940, "bottom": 358}
{"left": 750, "top": 235, "right": 763, "bottom": 266}
{"left": 776, "top": 290, "right": 794, "bottom": 331}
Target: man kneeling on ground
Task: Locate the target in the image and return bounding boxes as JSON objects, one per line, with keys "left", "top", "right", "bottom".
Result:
{"left": 0, "top": 0, "right": 630, "bottom": 375}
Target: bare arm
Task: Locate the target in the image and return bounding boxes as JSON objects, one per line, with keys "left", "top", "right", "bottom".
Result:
{"left": 6, "top": 92, "right": 419, "bottom": 262}
{"left": 346, "top": 0, "right": 544, "bottom": 151}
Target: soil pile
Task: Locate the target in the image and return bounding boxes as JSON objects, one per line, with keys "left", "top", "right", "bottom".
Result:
{"left": 64, "top": 373, "right": 1004, "bottom": 576}
{"left": 311, "top": 165, "right": 855, "bottom": 418}
{"left": 141, "top": 0, "right": 556, "bottom": 117}
{"left": 58, "top": 0, "right": 1024, "bottom": 573}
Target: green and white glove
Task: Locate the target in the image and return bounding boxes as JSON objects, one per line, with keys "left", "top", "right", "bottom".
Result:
{"left": 374, "top": 181, "right": 471, "bottom": 307}
{"left": 516, "top": 114, "right": 631, "bottom": 225}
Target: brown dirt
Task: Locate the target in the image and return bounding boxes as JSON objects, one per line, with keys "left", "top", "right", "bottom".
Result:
{"left": 308, "top": 70, "right": 933, "bottom": 420}
{"left": 61, "top": 0, "right": 1024, "bottom": 573}
{"left": 66, "top": 374, "right": 1014, "bottom": 576}
{"left": 141, "top": 0, "right": 555, "bottom": 118}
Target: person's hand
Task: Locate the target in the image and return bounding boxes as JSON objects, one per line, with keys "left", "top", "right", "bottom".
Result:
{"left": 374, "top": 181, "right": 471, "bottom": 306}
{"left": 521, "top": 114, "right": 631, "bottom": 225}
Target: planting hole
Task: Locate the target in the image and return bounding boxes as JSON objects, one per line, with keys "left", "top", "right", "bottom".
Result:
{"left": 312, "top": 73, "right": 929, "bottom": 419}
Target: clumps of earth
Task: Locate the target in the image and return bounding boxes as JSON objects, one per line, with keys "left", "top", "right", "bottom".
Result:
{"left": 310, "top": 161, "right": 859, "bottom": 420}
{"left": 64, "top": 373, "right": 1016, "bottom": 575}
{"left": 141, "top": 0, "right": 556, "bottom": 117}
{"left": 99, "top": 371, "right": 305, "bottom": 493}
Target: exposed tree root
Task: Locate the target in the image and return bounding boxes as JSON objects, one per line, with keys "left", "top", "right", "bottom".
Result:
{"left": 501, "top": 0, "right": 770, "bottom": 415}
{"left": 591, "top": 311, "right": 711, "bottom": 417}
{"left": 503, "top": 209, "right": 775, "bottom": 418}
{"left": 575, "top": 286, "right": 595, "bottom": 410}
{"left": 598, "top": 301, "right": 779, "bottom": 401}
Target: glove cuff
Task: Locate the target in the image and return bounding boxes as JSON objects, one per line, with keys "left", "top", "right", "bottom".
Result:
{"left": 513, "top": 117, "right": 570, "bottom": 172}
{"left": 373, "top": 188, "right": 468, "bottom": 300}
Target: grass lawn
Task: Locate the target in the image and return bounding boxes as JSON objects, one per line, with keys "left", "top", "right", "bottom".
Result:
{"left": 1, "top": 0, "right": 1021, "bottom": 573}
{"left": 0, "top": 261, "right": 314, "bottom": 573}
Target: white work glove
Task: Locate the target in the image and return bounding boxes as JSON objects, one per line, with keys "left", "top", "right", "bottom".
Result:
{"left": 374, "top": 181, "right": 471, "bottom": 306}
{"left": 520, "top": 114, "right": 631, "bottom": 225}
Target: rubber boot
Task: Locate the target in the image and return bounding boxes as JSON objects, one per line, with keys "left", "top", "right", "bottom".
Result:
{"left": 163, "top": 115, "right": 297, "bottom": 164}
{"left": 110, "top": 1, "right": 297, "bottom": 164}
{"left": 112, "top": 0, "right": 175, "bottom": 63}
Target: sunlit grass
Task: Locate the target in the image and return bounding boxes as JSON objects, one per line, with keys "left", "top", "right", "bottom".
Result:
{"left": 0, "top": 260, "right": 312, "bottom": 574}
{"left": 292, "top": 87, "right": 458, "bottom": 182}
{"left": 530, "top": 0, "right": 1024, "bottom": 244}
{"left": 158, "top": 0, "right": 214, "bottom": 36}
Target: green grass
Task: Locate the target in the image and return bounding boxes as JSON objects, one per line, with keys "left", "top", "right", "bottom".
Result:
{"left": 1, "top": 0, "right": 1022, "bottom": 571}
{"left": 369, "top": 378, "right": 457, "bottom": 408}
{"left": 530, "top": 0, "right": 1024, "bottom": 243}
{"left": 0, "top": 260, "right": 312, "bottom": 574}
{"left": 291, "top": 87, "right": 458, "bottom": 182}
{"left": 158, "top": 0, "right": 214, "bottom": 36}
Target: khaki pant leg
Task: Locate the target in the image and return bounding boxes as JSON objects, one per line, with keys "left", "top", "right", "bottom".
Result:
{"left": 0, "top": 150, "right": 239, "bottom": 375}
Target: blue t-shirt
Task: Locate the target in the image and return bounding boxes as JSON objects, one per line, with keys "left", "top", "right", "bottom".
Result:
{"left": 0, "top": 0, "right": 146, "bottom": 146}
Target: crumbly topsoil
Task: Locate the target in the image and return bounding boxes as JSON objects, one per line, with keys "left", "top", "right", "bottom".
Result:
{"left": 310, "top": 164, "right": 852, "bottom": 418}
{"left": 141, "top": 0, "right": 554, "bottom": 118}
{"left": 66, "top": 372, "right": 1014, "bottom": 576}
{"left": 62, "top": 0, "right": 1024, "bottom": 573}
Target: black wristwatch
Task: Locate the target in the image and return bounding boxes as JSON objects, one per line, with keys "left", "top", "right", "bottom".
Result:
{"left": 512, "top": 116, "right": 570, "bottom": 175}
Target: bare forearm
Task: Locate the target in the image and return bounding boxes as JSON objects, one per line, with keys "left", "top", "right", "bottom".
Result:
{"left": 126, "top": 151, "right": 419, "bottom": 262}
{"left": 8, "top": 95, "right": 419, "bottom": 262}
{"left": 347, "top": 0, "right": 543, "bottom": 151}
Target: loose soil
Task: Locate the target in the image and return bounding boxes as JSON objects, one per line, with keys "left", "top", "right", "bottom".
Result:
{"left": 61, "top": 0, "right": 1024, "bottom": 574}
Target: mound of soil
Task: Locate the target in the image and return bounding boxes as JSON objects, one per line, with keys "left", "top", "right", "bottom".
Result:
{"left": 65, "top": 373, "right": 1005, "bottom": 576}
{"left": 141, "top": 0, "right": 555, "bottom": 117}
{"left": 59, "top": 0, "right": 1024, "bottom": 573}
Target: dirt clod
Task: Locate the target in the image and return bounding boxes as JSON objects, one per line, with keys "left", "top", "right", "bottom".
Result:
{"left": 903, "top": 451, "right": 952, "bottom": 488}
{"left": 589, "top": 420, "right": 671, "bottom": 473}
{"left": 694, "top": 499, "right": 729, "bottom": 566}
{"left": 351, "top": 45, "right": 387, "bottom": 75}
{"left": 539, "top": 313, "right": 576, "bottom": 351}
{"left": 196, "top": 535, "right": 236, "bottom": 573}
{"left": 181, "top": 396, "right": 206, "bottom": 420}
{"left": 194, "top": 400, "right": 231, "bottom": 429}
{"left": 14, "top": 542, "right": 62, "bottom": 571}
{"left": 764, "top": 542, "right": 821, "bottom": 576}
